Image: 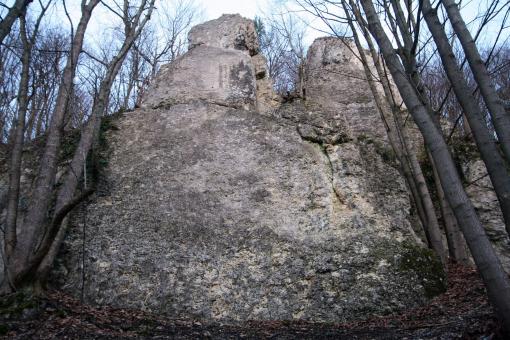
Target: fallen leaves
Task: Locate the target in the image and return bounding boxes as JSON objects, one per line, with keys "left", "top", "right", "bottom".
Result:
{"left": 0, "top": 262, "right": 503, "bottom": 339}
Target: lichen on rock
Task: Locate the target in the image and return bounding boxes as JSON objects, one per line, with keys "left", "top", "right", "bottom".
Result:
{"left": 53, "top": 14, "right": 445, "bottom": 323}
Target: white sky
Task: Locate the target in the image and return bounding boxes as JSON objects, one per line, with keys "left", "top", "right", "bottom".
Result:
{"left": 2, "top": 0, "right": 507, "bottom": 52}
{"left": 196, "top": 0, "right": 268, "bottom": 20}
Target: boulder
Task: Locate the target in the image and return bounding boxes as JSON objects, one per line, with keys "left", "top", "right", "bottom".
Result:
{"left": 57, "top": 101, "right": 443, "bottom": 322}
{"left": 305, "top": 37, "right": 387, "bottom": 141}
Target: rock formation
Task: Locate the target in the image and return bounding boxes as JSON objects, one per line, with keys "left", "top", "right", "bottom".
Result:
{"left": 304, "top": 37, "right": 387, "bottom": 141}
{"left": 54, "top": 15, "right": 445, "bottom": 322}
{"left": 463, "top": 159, "right": 510, "bottom": 270}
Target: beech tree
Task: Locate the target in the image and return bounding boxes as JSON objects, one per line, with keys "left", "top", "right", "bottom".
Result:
{"left": 0, "top": 0, "right": 33, "bottom": 44}
{"left": 1, "top": 0, "right": 155, "bottom": 294}
{"left": 2, "top": 0, "right": 101, "bottom": 294}
{"left": 293, "top": 0, "right": 510, "bottom": 328}
{"left": 256, "top": 6, "right": 308, "bottom": 96}
{"left": 4, "top": 0, "right": 52, "bottom": 280}
{"left": 357, "top": 0, "right": 510, "bottom": 330}
{"left": 422, "top": 0, "right": 510, "bottom": 237}
{"left": 441, "top": 0, "right": 510, "bottom": 165}
{"left": 298, "top": 0, "right": 451, "bottom": 263}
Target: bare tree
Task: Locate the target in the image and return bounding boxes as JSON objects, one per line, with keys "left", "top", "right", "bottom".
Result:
{"left": 0, "top": 0, "right": 32, "bottom": 44}
{"left": 359, "top": 0, "right": 510, "bottom": 330}
{"left": 4, "top": 0, "right": 51, "bottom": 266}
{"left": 2, "top": 0, "right": 157, "bottom": 294}
{"left": 2, "top": 0, "right": 101, "bottom": 294}
{"left": 422, "top": 0, "right": 510, "bottom": 237}
{"left": 441, "top": 0, "right": 510, "bottom": 164}
{"left": 297, "top": 0, "right": 450, "bottom": 262}
{"left": 259, "top": 3, "right": 308, "bottom": 96}
{"left": 35, "top": 0, "right": 155, "bottom": 286}
{"left": 255, "top": 16, "right": 292, "bottom": 94}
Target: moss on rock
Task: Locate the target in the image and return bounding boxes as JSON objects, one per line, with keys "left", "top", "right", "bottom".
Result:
{"left": 399, "top": 242, "right": 446, "bottom": 298}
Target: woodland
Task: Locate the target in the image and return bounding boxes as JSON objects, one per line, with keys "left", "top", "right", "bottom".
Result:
{"left": 1, "top": 0, "right": 510, "bottom": 338}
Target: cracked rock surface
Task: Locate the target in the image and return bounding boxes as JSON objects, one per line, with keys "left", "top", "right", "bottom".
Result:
{"left": 54, "top": 15, "right": 444, "bottom": 322}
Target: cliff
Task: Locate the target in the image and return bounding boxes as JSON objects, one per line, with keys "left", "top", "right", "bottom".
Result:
{"left": 51, "top": 14, "right": 445, "bottom": 322}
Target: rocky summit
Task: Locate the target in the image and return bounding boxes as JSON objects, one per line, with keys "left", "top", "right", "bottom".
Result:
{"left": 54, "top": 14, "right": 445, "bottom": 322}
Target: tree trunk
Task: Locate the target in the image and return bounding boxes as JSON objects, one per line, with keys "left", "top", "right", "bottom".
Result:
{"left": 422, "top": 0, "right": 510, "bottom": 237}
{"left": 0, "top": 0, "right": 32, "bottom": 44}
{"left": 360, "top": 0, "right": 510, "bottom": 331}
{"left": 429, "top": 150, "right": 470, "bottom": 264}
{"left": 441, "top": 0, "right": 510, "bottom": 164}
{"left": 4, "top": 0, "right": 100, "bottom": 291}
{"left": 343, "top": 0, "right": 446, "bottom": 261}
{"left": 34, "top": 0, "right": 156, "bottom": 285}
{"left": 349, "top": 0, "right": 448, "bottom": 259}
{"left": 4, "top": 14, "right": 31, "bottom": 260}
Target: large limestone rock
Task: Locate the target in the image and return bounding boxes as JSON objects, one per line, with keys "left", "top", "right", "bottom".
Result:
{"left": 305, "top": 37, "right": 388, "bottom": 141}
{"left": 463, "top": 159, "right": 510, "bottom": 272}
{"left": 144, "top": 14, "right": 278, "bottom": 113}
{"left": 141, "top": 45, "right": 256, "bottom": 110}
{"left": 54, "top": 16, "right": 444, "bottom": 322}
{"left": 188, "top": 14, "right": 259, "bottom": 55}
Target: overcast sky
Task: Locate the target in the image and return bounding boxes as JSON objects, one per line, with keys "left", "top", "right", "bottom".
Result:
{"left": 197, "top": 0, "right": 268, "bottom": 19}
{"left": 2, "top": 0, "right": 508, "bottom": 51}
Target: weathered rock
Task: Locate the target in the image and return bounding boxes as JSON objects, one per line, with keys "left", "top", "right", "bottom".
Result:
{"left": 463, "top": 159, "right": 510, "bottom": 272}
{"left": 56, "top": 100, "right": 442, "bottom": 322}
{"left": 142, "top": 45, "right": 256, "bottom": 110}
{"left": 189, "top": 14, "right": 259, "bottom": 56}
{"left": 253, "top": 53, "right": 279, "bottom": 114}
{"left": 53, "top": 16, "right": 445, "bottom": 323}
{"left": 305, "top": 37, "right": 387, "bottom": 141}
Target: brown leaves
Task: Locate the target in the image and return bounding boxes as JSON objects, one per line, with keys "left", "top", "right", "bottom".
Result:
{"left": 0, "top": 263, "right": 502, "bottom": 339}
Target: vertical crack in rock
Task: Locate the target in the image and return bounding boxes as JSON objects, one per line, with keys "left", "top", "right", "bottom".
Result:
{"left": 49, "top": 14, "right": 448, "bottom": 323}
{"left": 295, "top": 126, "right": 344, "bottom": 206}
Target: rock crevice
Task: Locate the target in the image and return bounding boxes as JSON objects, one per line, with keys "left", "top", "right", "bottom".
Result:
{"left": 54, "top": 14, "right": 444, "bottom": 323}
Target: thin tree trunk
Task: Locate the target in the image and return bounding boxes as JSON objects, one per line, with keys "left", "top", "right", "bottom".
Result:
{"left": 6, "top": 0, "right": 100, "bottom": 288}
{"left": 343, "top": 0, "right": 445, "bottom": 260}
{"left": 405, "top": 135, "right": 446, "bottom": 261}
{"left": 35, "top": 100, "right": 48, "bottom": 137}
{"left": 24, "top": 91, "right": 39, "bottom": 141}
{"left": 4, "top": 14, "right": 31, "bottom": 260}
{"left": 429, "top": 150, "right": 470, "bottom": 264}
{"left": 349, "top": 0, "right": 447, "bottom": 259}
{"left": 441, "top": 0, "right": 510, "bottom": 164}
{"left": 422, "top": 0, "right": 510, "bottom": 237}
{"left": 0, "top": 0, "right": 32, "bottom": 44}
{"left": 360, "top": 0, "right": 510, "bottom": 330}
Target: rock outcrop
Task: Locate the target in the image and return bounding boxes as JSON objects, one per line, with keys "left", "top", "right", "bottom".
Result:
{"left": 463, "top": 159, "right": 510, "bottom": 271}
{"left": 305, "top": 37, "right": 388, "bottom": 141}
{"left": 54, "top": 15, "right": 444, "bottom": 322}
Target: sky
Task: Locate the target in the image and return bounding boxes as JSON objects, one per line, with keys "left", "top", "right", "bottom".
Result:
{"left": 2, "top": 0, "right": 507, "bottom": 52}
{"left": 197, "top": 0, "right": 269, "bottom": 20}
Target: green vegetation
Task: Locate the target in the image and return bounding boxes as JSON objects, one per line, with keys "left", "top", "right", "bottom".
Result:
{"left": 399, "top": 242, "right": 447, "bottom": 298}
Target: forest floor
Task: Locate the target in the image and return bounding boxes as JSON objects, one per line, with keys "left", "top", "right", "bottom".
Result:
{"left": 0, "top": 263, "right": 505, "bottom": 339}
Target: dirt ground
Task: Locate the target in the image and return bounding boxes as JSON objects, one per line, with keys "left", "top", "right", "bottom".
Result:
{"left": 0, "top": 263, "right": 505, "bottom": 339}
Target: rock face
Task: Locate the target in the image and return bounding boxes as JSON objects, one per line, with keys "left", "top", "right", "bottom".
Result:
{"left": 463, "top": 159, "right": 510, "bottom": 272}
{"left": 141, "top": 45, "right": 256, "bottom": 110}
{"left": 305, "top": 37, "right": 387, "bottom": 141}
{"left": 54, "top": 15, "right": 444, "bottom": 322}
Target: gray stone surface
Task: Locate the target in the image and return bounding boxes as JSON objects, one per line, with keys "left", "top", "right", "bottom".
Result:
{"left": 56, "top": 101, "right": 441, "bottom": 322}
{"left": 189, "top": 14, "right": 259, "bottom": 55}
{"left": 463, "top": 159, "right": 510, "bottom": 272}
{"left": 305, "top": 37, "right": 388, "bottom": 141}
{"left": 52, "top": 16, "right": 445, "bottom": 323}
{"left": 141, "top": 45, "right": 256, "bottom": 110}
